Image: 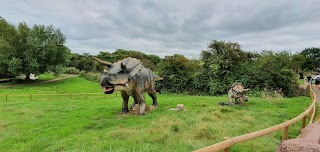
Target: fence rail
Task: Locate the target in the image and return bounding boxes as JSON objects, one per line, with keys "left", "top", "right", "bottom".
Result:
{"left": 194, "top": 85, "right": 317, "bottom": 152}
{"left": 0, "top": 92, "right": 119, "bottom": 101}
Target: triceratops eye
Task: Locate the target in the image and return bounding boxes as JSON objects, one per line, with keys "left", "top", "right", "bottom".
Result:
{"left": 107, "top": 75, "right": 116, "bottom": 82}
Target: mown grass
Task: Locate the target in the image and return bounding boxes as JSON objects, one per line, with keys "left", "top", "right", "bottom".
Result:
{"left": 0, "top": 77, "right": 312, "bottom": 152}
{"left": 0, "top": 73, "right": 64, "bottom": 86}
{"left": 0, "top": 77, "right": 100, "bottom": 95}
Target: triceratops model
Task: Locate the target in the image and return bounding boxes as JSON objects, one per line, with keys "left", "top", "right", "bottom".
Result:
{"left": 227, "top": 83, "right": 250, "bottom": 105}
{"left": 94, "top": 57, "right": 162, "bottom": 115}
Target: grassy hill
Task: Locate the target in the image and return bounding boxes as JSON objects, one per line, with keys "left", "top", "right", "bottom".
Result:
{"left": 0, "top": 77, "right": 311, "bottom": 151}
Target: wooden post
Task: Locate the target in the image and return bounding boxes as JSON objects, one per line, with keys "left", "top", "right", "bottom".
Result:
{"left": 302, "top": 116, "right": 307, "bottom": 129}
{"left": 223, "top": 137, "right": 230, "bottom": 152}
{"left": 282, "top": 121, "right": 289, "bottom": 140}
{"left": 30, "top": 94, "right": 32, "bottom": 101}
{"left": 6, "top": 95, "right": 8, "bottom": 101}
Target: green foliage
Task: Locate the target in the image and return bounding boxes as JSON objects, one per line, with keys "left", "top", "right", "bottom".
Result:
{"left": 0, "top": 18, "right": 70, "bottom": 80}
{"left": 157, "top": 54, "right": 201, "bottom": 94}
{"left": 96, "top": 49, "right": 162, "bottom": 71}
{"left": 155, "top": 40, "right": 304, "bottom": 97}
{"left": 68, "top": 53, "right": 98, "bottom": 72}
{"left": 300, "top": 47, "right": 320, "bottom": 71}
{"left": 80, "top": 72, "right": 101, "bottom": 82}
{"left": 64, "top": 67, "right": 80, "bottom": 74}
{"left": 200, "top": 40, "right": 252, "bottom": 94}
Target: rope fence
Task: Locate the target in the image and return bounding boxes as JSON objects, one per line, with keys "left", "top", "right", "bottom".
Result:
{"left": 194, "top": 84, "right": 317, "bottom": 152}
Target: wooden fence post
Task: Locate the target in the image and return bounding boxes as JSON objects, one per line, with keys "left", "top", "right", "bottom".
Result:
{"left": 30, "top": 94, "right": 32, "bottom": 101}
{"left": 302, "top": 116, "right": 307, "bottom": 129}
{"left": 282, "top": 121, "right": 289, "bottom": 140}
{"left": 223, "top": 137, "right": 230, "bottom": 152}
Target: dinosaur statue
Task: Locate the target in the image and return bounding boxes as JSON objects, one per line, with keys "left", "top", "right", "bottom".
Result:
{"left": 227, "top": 83, "right": 250, "bottom": 105}
{"left": 94, "top": 57, "right": 163, "bottom": 115}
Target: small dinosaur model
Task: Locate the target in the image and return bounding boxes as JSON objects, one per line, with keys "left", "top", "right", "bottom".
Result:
{"left": 227, "top": 83, "right": 250, "bottom": 105}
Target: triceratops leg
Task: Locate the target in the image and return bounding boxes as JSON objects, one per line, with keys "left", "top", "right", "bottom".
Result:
{"left": 121, "top": 91, "right": 129, "bottom": 113}
{"left": 227, "top": 95, "right": 233, "bottom": 106}
{"left": 134, "top": 93, "right": 146, "bottom": 115}
{"left": 148, "top": 90, "right": 158, "bottom": 107}
{"left": 227, "top": 89, "right": 233, "bottom": 105}
{"left": 130, "top": 99, "right": 138, "bottom": 109}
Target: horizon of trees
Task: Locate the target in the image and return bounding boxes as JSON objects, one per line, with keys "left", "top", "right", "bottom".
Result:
{"left": 69, "top": 43, "right": 319, "bottom": 97}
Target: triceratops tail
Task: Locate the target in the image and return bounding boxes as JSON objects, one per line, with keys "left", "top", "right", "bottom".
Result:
{"left": 154, "top": 74, "right": 164, "bottom": 81}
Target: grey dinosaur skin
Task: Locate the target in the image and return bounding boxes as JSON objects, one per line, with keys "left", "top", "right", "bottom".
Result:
{"left": 227, "top": 83, "right": 249, "bottom": 105}
{"left": 94, "top": 57, "right": 161, "bottom": 115}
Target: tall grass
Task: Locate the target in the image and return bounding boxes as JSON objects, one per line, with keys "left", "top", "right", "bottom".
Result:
{"left": 0, "top": 77, "right": 311, "bottom": 151}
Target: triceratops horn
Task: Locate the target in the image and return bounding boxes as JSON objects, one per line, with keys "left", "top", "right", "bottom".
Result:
{"left": 242, "top": 89, "right": 250, "bottom": 92}
{"left": 93, "top": 57, "right": 112, "bottom": 66}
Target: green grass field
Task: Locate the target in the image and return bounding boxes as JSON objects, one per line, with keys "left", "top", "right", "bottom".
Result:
{"left": 0, "top": 77, "right": 312, "bottom": 152}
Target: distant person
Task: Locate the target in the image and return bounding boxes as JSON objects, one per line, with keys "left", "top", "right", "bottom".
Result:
{"left": 305, "top": 78, "right": 309, "bottom": 89}
{"left": 307, "top": 74, "right": 313, "bottom": 85}
{"left": 314, "top": 73, "right": 320, "bottom": 89}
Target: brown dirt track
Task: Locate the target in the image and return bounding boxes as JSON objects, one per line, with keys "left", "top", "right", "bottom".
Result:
{"left": 277, "top": 86, "right": 320, "bottom": 152}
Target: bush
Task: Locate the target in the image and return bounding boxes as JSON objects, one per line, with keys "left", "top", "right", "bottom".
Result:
{"left": 65, "top": 67, "right": 80, "bottom": 74}
{"left": 80, "top": 72, "right": 101, "bottom": 82}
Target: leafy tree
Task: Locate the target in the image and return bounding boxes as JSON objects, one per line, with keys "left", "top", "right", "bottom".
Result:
{"left": 96, "top": 49, "right": 162, "bottom": 71}
{"left": 0, "top": 18, "right": 69, "bottom": 80}
{"left": 0, "top": 18, "right": 18, "bottom": 77}
{"left": 200, "top": 40, "right": 254, "bottom": 94}
{"left": 157, "top": 54, "right": 200, "bottom": 94}
{"left": 300, "top": 47, "right": 320, "bottom": 71}
{"left": 69, "top": 53, "right": 97, "bottom": 72}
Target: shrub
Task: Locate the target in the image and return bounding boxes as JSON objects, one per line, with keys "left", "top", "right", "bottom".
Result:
{"left": 64, "top": 67, "right": 80, "bottom": 74}
{"left": 80, "top": 72, "right": 101, "bottom": 82}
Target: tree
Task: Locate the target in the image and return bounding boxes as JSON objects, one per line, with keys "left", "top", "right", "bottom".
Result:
{"left": 199, "top": 40, "right": 254, "bottom": 94}
{"left": 96, "top": 49, "right": 162, "bottom": 71}
{"left": 0, "top": 18, "right": 18, "bottom": 77}
{"left": 157, "top": 54, "right": 200, "bottom": 94}
{"left": 300, "top": 47, "right": 320, "bottom": 71}
{"left": 0, "top": 18, "right": 70, "bottom": 80}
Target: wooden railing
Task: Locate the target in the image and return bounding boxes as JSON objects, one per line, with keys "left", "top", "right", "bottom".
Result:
{"left": 0, "top": 92, "right": 118, "bottom": 101}
{"left": 194, "top": 85, "right": 317, "bottom": 152}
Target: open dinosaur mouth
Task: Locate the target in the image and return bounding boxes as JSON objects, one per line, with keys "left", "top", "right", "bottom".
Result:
{"left": 102, "top": 85, "right": 114, "bottom": 94}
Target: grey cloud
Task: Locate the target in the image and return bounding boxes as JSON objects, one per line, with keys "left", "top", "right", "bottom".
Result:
{"left": 1, "top": 0, "right": 319, "bottom": 57}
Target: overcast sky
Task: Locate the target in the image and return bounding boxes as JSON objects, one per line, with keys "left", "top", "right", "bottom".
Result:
{"left": 1, "top": 0, "right": 319, "bottom": 58}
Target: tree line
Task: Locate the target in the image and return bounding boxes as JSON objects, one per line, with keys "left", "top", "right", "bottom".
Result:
{"left": 70, "top": 41, "right": 319, "bottom": 97}
{"left": 1, "top": 18, "right": 319, "bottom": 97}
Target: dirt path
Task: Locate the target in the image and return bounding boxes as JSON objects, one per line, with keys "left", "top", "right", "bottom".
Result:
{"left": 0, "top": 74, "right": 78, "bottom": 88}
{"left": 277, "top": 86, "right": 320, "bottom": 151}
